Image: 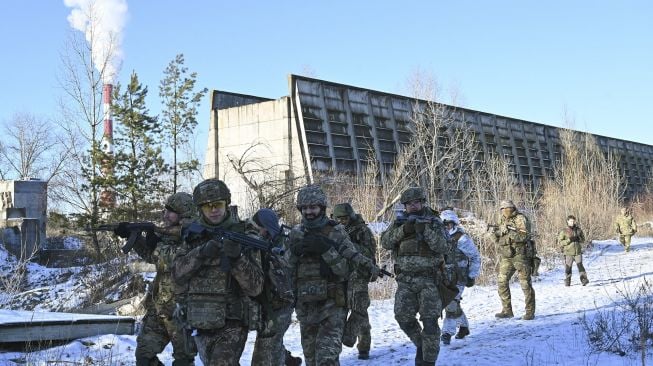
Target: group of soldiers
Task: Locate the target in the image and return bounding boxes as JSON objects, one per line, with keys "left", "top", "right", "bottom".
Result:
{"left": 121, "top": 177, "right": 639, "bottom": 366}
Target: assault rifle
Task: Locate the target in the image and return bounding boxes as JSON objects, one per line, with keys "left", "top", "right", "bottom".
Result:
{"left": 487, "top": 224, "right": 529, "bottom": 235}
{"left": 395, "top": 212, "right": 441, "bottom": 225}
{"left": 378, "top": 265, "right": 395, "bottom": 278}
{"left": 92, "top": 222, "right": 180, "bottom": 254}
{"left": 183, "top": 221, "right": 284, "bottom": 272}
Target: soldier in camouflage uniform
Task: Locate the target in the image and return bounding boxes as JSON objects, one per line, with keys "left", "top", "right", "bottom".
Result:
{"left": 614, "top": 207, "right": 637, "bottom": 253}
{"left": 333, "top": 203, "right": 377, "bottom": 360}
{"left": 127, "top": 192, "right": 198, "bottom": 366}
{"left": 492, "top": 200, "right": 536, "bottom": 320}
{"left": 380, "top": 187, "right": 450, "bottom": 366}
{"left": 288, "top": 185, "right": 380, "bottom": 366}
{"left": 173, "top": 179, "right": 264, "bottom": 366}
{"left": 250, "top": 208, "right": 302, "bottom": 366}
{"left": 557, "top": 215, "right": 589, "bottom": 286}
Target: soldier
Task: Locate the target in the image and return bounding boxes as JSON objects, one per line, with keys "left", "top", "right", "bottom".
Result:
{"left": 125, "top": 192, "right": 198, "bottom": 366}
{"left": 557, "top": 215, "right": 589, "bottom": 286}
{"left": 333, "top": 203, "right": 377, "bottom": 360}
{"left": 492, "top": 200, "right": 536, "bottom": 320}
{"left": 439, "top": 210, "right": 481, "bottom": 346}
{"left": 288, "top": 185, "right": 380, "bottom": 366}
{"left": 380, "top": 187, "right": 450, "bottom": 366}
{"left": 614, "top": 207, "right": 638, "bottom": 253}
{"left": 173, "top": 179, "right": 264, "bottom": 366}
{"left": 250, "top": 208, "right": 302, "bottom": 366}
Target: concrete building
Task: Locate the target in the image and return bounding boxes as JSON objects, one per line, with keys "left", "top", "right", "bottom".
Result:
{"left": 205, "top": 74, "right": 653, "bottom": 207}
{"left": 0, "top": 179, "right": 47, "bottom": 259}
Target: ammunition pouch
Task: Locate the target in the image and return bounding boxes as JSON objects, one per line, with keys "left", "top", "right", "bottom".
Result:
{"left": 297, "top": 279, "right": 328, "bottom": 303}
{"left": 347, "top": 281, "right": 370, "bottom": 313}
{"left": 186, "top": 295, "right": 226, "bottom": 330}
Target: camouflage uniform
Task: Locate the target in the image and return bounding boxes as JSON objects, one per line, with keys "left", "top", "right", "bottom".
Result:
{"left": 557, "top": 220, "right": 588, "bottom": 286}
{"left": 173, "top": 179, "right": 264, "bottom": 366}
{"left": 493, "top": 200, "right": 535, "bottom": 320}
{"left": 333, "top": 204, "right": 377, "bottom": 359}
{"left": 380, "top": 187, "right": 450, "bottom": 366}
{"left": 289, "top": 185, "right": 379, "bottom": 366}
{"left": 134, "top": 192, "right": 197, "bottom": 366}
{"left": 614, "top": 208, "right": 637, "bottom": 252}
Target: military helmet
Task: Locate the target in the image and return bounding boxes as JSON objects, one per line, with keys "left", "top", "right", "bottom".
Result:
{"left": 165, "top": 192, "right": 195, "bottom": 219}
{"left": 193, "top": 179, "right": 231, "bottom": 206}
{"left": 333, "top": 203, "right": 355, "bottom": 219}
{"left": 296, "top": 184, "right": 327, "bottom": 208}
{"left": 500, "top": 200, "right": 516, "bottom": 209}
{"left": 400, "top": 187, "right": 426, "bottom": 204}
{"left": 440, "top": 209, "right": 460, "bottom": 225}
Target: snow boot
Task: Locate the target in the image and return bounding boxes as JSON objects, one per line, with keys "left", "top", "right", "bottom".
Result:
{"left": 580, "top": 272, "right": 589, "bottom": 286}
{"left": 441, "top": 332, "right": 451, "bottom": 345}
{"left": 455, "top": 326, "right": 470, "bottom": 339}
{"left": 495, "top": 308, "right": 514, "bottom": 318}
{"left": 358, "top": 351, "right": 369, "bottom": 360}
{"left": 285, "top": 350, "right": 302, "bottom": 366}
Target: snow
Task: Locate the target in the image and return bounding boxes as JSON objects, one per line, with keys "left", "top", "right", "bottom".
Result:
{"left": 1, "top": 237, "right": 652, "bottom": 365}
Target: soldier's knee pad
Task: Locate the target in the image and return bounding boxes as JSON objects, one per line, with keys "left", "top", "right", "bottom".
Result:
{"left": 421, "top": 318, "right": 439, "bottom": 335}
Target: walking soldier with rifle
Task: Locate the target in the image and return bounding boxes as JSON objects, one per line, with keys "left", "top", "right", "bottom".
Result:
{"left": 172, "top": 179, "right": 265, "bottom": 366}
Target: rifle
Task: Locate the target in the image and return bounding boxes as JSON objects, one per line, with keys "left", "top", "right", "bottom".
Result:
{"left": 92, "top": 222, "right": 180, "bottom": 254}
{"left": 487, "top": 223, "right": 529, "bottom": 235}
{"left": 182, "top": 221, "right": 284, "bottom": 272}
{"left": 378, "top": 265, "right": 395, "bottom": 278}
{"left": 395, "top": 212, "right": 441, "bottom": 225}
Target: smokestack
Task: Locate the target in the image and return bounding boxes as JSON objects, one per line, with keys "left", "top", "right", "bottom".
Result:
{"left": 99, "top": 83, "right": 115, "bottom": 208}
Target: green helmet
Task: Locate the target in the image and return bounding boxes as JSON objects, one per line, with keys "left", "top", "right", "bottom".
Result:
{"left": 500, "top": 200, "right": 516, "bottom": 209}
{"left": 400, "top": 187, "right": 426, "bottom": 204}
{"left": 296, "top": 184, "right": 327, "bottom": 208}
{"left": 165, "top": 192, "right": 195, "bottom": 219}
{"left": 333, "top": 203, "right": 355, "bottom": 219}
{"left": 193, "top": 179, "right": 231, "bottom": 206}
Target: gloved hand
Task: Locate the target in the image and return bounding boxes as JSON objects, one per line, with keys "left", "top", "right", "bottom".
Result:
{"left": 499, "top": 224, "right": 509, "bottom": 235}
{"left": 403, "top": 216, "right": 417, "bottom": 234}
{"left": 145, "top": 230, "right": 161, "bottom": 248}
{"left": 303, "top": 234, "right": 335, "bottom": 255}
{"left": 569, "top": 234, "right": 578, "bottom": 242}
{"left": 465, "top": 277, "right": 475, "bottom": 288}
{"left": 199, "top": 239, "right": 221, "bottom": 258}
{"left": 113, "top": 222, "right": 131, "bottom": 239}
{"left": 223, "top": 239, "right": 241, "bottom": 258}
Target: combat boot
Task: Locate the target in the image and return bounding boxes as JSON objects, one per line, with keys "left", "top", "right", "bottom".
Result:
{"left": 455, "top": 326, "right": 470, "bottom": 339}
{"left": 495, "top": 308, "right": 514, "bottom": 318}
{"left": 564, "top": 278, "right": 571, "bottom": 287}
{"left": 580, "top": 272, "right": 589, "bottom": 286}
{"left": 358, "top": 351, "right": 369, "bottom": 360}
{"left": 285, "top": 350, "right": 302, "bottom": 366}
{"left": 522, "top": 311, "right": 535, "bottom": 320}
{"left": 415, "top": 346, "right": 423, "bottom": 366}
{"left": 441, "top": 332, "right": 451, "bottom": 345}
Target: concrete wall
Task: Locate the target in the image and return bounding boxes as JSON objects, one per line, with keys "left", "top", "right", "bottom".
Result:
{"left": 0, "top": 179, "right": 47, "bottom": 258}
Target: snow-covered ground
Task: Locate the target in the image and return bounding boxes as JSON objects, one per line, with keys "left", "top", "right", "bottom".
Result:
{"left": 2, "top": 237, "right": 653, "bottom": 365}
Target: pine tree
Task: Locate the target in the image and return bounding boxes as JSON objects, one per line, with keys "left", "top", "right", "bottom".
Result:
{"left": 111, "top": 72, "right": 169, "bottom": 221}
{"left": 159, "top": 54, "right": 207, "bottom": 193}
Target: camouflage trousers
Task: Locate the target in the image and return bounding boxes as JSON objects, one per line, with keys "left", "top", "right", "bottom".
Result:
{"left": 442, "top": 285, "right": 468, "bottom": 335}
{"left": 619, "top": 235, "right": 633, "bottom": 251}
{"left": 299, "top": 306, "right": 348, "bottom": 366}
{"left": 194, "top": 320, "right": 248, "bottom": 366}
{"left": 394, "top": 274, "right": 442, "bottom": 363}
{"left": 342, "top": 282, "right": 371, "bottom": 353}
{"left": 252, "top": 305, "right": 293, "bottom": 366}
{"left": 497, "top": 255, "right": 535, "bottom": 315}
{"left": 135, "top": 302, "right": 196, "bottom": 365}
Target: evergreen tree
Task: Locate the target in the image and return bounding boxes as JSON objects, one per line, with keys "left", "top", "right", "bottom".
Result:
{"left": 159, "top": 54, "right": 207, "bottom": 193}
{"left": 111, "top": 72, "right": 169, "bottom": 221}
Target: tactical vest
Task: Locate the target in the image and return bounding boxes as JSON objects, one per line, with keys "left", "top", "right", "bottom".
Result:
{"left": 184, "top": 220, "right": 261, "bottom": 331}
{"left": 295, "top": 222, "right": 347, "bottom": 307}
{"left": 451, "top": 232, "right": 470, "bottom": 281}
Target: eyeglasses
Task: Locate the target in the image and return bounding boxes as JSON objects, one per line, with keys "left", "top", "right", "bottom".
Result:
{"left": 201, "top": 200, "right": 226, "bottom": 211}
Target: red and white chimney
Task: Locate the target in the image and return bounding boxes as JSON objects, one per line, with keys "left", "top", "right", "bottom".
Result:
{"left": 99, "top": 83, "right": 116, "bottom": 208}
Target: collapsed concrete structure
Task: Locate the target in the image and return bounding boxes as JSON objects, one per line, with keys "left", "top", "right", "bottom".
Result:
{"left": 0, "top": 179, "right": 47, "bottom": 260}
{"left": 205, "top": 74, "right": 653, "bottom": 208}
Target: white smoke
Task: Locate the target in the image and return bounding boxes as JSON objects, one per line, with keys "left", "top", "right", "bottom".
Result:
{"left": 64, "top": 0, "right": 128, "bottom": 83}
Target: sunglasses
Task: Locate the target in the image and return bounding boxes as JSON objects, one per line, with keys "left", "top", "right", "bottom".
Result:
{"left": 202, "top": 200, "right": 227, "bottom": 210}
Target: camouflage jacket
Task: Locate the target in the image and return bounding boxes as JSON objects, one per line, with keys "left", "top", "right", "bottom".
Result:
{"left": 344, "top": 214, "right": 377, "bottom": 283}
{"left": 133, "top": 227, "right": 183, "bottom": 317}
{"left": 614, "top": 214, "right": 637, "bottom": 236}
{"left": 557, "top": 225, "right": 586, "bottom": 256}
{"left": 380, "top": 207, "right": 450, "bottom": 276}
{"left": 173, "top": 212, "right": 264, "bottom": 302}
{"left": 288, "top": 219, "right": 372, "bottom": 324}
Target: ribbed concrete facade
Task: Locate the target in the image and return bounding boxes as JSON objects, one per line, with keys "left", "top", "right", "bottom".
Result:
{"left": 205, "top": 75, "right": 652, "bottom": 207}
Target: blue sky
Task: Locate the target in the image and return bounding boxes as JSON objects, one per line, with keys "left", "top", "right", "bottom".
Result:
{"left": 1, "top": 0, "right": 651, "bottom": 154}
